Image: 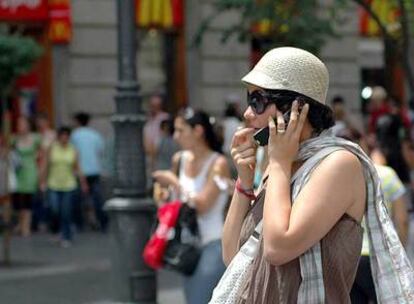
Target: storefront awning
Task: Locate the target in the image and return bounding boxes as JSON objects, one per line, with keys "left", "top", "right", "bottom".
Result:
{"left": 0, "top": 0, "right": 49, "bottom": 22}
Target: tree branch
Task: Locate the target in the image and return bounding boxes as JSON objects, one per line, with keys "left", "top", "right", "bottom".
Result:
{"left": 397, "top": 0, "right": 414, "bottom": 100}
{"left": 352, "top": 0, "right": 392, "bottom": 40}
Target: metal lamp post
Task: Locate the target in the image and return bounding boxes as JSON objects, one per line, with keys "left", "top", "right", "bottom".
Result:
{"left": 105, "top": 0, "right": 156, "bottom": 302}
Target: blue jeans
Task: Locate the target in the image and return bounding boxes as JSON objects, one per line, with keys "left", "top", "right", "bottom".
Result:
{"left": 85, "top": 175, "right": 108, "bottom": 231}
{"left": 72, "top": 175, "right": 107, "bottom": 232}
{"left": 184, "top": 240, "right": 226, "bottom": 304}
{"left": 31, "top": 191, "right": 47, "bottom": 230}
{"left": 48, "top": 190, "right": 74, "bottom": 241}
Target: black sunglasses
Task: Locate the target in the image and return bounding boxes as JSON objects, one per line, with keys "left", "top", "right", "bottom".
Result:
{"left": 246, "top": 90, "right": 297, "bottom": 115}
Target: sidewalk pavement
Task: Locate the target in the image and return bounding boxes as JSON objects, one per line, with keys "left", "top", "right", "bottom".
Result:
{"left": 0, "top": 232, "right": 185, "bottom": 304}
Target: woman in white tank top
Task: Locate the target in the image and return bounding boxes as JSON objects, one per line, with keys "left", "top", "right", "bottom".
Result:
{"left": 153, "top": 109, "right": 231, "bottom": 304}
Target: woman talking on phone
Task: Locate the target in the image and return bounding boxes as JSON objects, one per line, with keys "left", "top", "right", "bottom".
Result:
{"left": 214, "top": 47, "right": 414, "bottom": 303}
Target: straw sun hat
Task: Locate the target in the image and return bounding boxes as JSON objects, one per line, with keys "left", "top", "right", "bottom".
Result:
{"left": 242, "top": 47, "right": 329, "bottom": 105}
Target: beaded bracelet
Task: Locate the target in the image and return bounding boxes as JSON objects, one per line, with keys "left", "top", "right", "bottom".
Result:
{"left": 235, "top": 178, "right": 256, "bottom": 201}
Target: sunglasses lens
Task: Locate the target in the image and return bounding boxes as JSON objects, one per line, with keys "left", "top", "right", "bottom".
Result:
{"left": 248, "top": 91, "right": 266, "bottom": 114}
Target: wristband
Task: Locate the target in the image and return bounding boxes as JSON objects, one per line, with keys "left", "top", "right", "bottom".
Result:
{"left": 235, "top": 179, "right": 256, "bottom": 201}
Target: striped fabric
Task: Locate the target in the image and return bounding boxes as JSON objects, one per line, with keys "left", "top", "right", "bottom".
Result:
{"left": 296, "top": 131, "right": 414, "bottom": 304}
{"left": 361, "top": 165, "right": 406, "bottom": 256}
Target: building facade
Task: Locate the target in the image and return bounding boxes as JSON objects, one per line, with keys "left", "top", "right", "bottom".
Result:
{"left": 1, "top": 0, "right": 408, "bottom": 135}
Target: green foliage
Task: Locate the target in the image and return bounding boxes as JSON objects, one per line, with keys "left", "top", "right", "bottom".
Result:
{"left": 195, "top": 0, "right": 349, "bottom": 54}
{"left": 0, "top": 35, "right": 43, "bottom": 96}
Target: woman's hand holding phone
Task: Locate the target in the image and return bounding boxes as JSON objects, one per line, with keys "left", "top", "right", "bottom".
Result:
{"left": 230, "top": 127, "right": 257, "bottom": 189}
{"left": 267, "top": 100, "right": 309, "bottom": 170}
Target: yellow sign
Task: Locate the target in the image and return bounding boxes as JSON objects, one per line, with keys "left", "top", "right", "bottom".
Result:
{"left": 136, "top": 0, "right": 182, "bottom": 29}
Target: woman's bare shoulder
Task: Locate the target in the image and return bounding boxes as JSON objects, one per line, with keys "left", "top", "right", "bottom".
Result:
{"left": 309, "top": 149, "right": 365, "bottom": 191}
{"left": 214, "top": 154, "right": 229, "bottom": 167}
{"left": 321, "top": 149, "right": 362, "bottom": 173}
{"left": 210, "top": 154, "right": 230, "bottom": 175}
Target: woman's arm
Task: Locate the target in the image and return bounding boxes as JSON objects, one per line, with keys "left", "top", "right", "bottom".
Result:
{"left": 392, "top": 195, "right": 409, "bottom": 247}
{"left": 263, "top": 150, "right": 365, "bottom": 266}
{"left": 262, "top": 102, "right": 366, "bottom": 266}
{"left": 222, "top": 128, "right": 257, "bottom": 265}
{"left": 40, "top": 147, "right": 50, "bottom": 192}
{"left": 152, "top": 152, "right": 181, "bottom": 190}
{"left": 188, "top": 156, "right": 230, "bottom": 215}
{"left": 222, "top": 189, "right": 251, "bottom": 266}
{"left": 36, "top": 136, "right": 46, "bottom": 182}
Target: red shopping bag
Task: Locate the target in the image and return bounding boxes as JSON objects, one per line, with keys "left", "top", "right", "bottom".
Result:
{"left": 143, "top": 200, "right": 182, "bottom": 269}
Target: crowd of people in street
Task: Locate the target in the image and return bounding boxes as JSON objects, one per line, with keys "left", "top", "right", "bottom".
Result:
{"left": 2, "top": 50, "right": 414, "bottom": 303}
{"left": 0, "top": 112, "right": 106, "bottom": 248}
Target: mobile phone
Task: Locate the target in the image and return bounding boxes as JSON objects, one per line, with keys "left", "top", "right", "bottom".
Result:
{"left": 253, "top": 110, "right": 293, "bottom": 146}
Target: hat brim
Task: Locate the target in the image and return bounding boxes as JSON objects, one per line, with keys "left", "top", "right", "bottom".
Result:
{"left": 242, "top": 69, "right": 326, "bottom": 104}
{"left": 242, "top": 70, "right": 281, "bottom": 90}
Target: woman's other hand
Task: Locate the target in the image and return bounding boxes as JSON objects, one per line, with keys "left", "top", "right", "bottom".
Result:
{"left": 40, "top": 181, "right": 47, "bottom": 193}
{"left": 230, "top": 127, "right": 257, "bottom": 188}
{"left": 153, "top": 182, "right": 170, "bottom": 206}
{"left": 152, "top": 170, "right": 179, "bottom": 189}
{"left": 80, "top": 179, "right": 89, "bottom": 194}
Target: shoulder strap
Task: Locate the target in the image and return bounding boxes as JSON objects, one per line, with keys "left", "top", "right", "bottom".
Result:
{"left": 175, "top": 151, "right": 185, "bottom": 177}
{"left": 199, "top": 152, "right": 219, "bottom": 178}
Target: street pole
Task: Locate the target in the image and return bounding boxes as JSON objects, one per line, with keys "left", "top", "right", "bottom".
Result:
{"left": 105, "top": 0, "right": 156, "bottom": 303}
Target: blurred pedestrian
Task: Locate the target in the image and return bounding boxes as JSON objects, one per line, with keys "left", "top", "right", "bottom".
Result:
{"left": 216, "top": 47, "right": 413, "bottom": 303}
{"left": 155, "top": 118, "right": 179, "bottom": 170}
{"left": 368, "top": 86, "right": 390, "bottom": 134}
{"left": 34, "top": 112, "right": 56, "bottom": 231}
{"left": 153, "top": 109, "right": 230, "bottom": 304}
{"left": 35, "top": 112, "right": 56, "bottom": 152}
{"left": 372, "top": 99, "right": 411, "bottom": 186}
{"left": 71, "top": 112, "right": 107, "bottom": 232}
{"left": 144, "top": 93, "right": 169, "bottom": 174}
{"left": 331, "top": 95, "right": 348, "bottom": 136}
{"left": 219, "top": 95, "right": 243, "bottom": 181}
{"left": 41, "top": 127, "right": 88, "bottom": 247}
{"left": 221, "top": 94, "right": 243, "bottom": 155}
{"left": 0, "top": 133, "right": 13, "bottom": 201}
{"left": 11, "top": 116, "right": 41, "bottom": 237}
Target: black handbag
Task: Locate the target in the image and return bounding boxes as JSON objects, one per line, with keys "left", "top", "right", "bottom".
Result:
{"left": 163, "top": 203, "right": 201, "bottom": 276}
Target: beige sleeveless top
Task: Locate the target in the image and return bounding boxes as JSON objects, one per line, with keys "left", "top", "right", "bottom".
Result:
{"left": 236, "top": 190, "right": 363, "bottom": 304}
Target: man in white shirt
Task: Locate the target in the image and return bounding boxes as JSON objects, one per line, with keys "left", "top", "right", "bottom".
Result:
{"left": 143, "top": 93, "right": 169, "bottom": 174}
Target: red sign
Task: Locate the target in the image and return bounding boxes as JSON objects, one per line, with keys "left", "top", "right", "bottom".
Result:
{"left": 0, "top": 0, "right": 49, "bottom": 21}
{"left": 48, "top": 0, "right": 72, "bottom": 44}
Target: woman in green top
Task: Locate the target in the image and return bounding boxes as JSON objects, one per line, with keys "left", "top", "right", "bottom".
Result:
{"left": 41, "top": 127, "right": 87, "bottom": 247}
{"left": 12, "top": 116, "right": 41, "bottom": 237}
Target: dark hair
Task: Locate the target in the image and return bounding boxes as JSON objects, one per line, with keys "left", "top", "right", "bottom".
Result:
{"left": 160, "top": 118, "right": 175, "bottom": 136}
{"left": 331, "top": 95, "right": 344, "bottom": 105}
{"left": 19, "top": 116, "right": 35, "bottom": 132}
{"left": 57, "top": 126, "right": 71, "bottom": 137}
{"left": 35, "top": 112, "right": 49, "bottom": 121}
{"left": 336, "top": 127, "right": 363, "bottom": 142}
{"left": 151, "top": 91, "right": 165, "bottom": 101}
{"left": 73, "top": 112, "right": 90, "bottom": 126}
{"left": 179, "top": 108, "right": 222, "bottom": 153}
{"left": 266, "top": 89, "right": 335, "bottom": 135}
{"left": 224, "top": 103, "right": 242, "bottom": 120}
{"left": 389, "top": 96, "right": 402, "bottom": 109}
